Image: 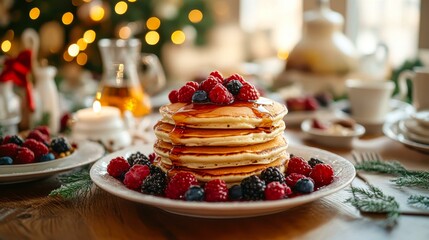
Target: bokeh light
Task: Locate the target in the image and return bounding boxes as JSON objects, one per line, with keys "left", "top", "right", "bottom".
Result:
{"left": 90, "top": 5, "right": 105, "bottom": 21}
{"left": 277, "top": 49, "right": 289, "bottom": 60}
{"left": 62, "top": 12, "right": 74, "bottom": 25}
{"left": 68, "top": 44, "right": 79, "bottom": 57}
{"left": 77, "top": 38, "right": 87, "bottom": 50}
{"left": 146, "top": 17, "right": 161, "bottom": 30}
{"left": 171, "top": 30, "right": 186, "bottom": 45}
{"left": 1, "top": 40, "right": 12, "bottom": 53}
{"left": 29, "top": 7, "right": 40, "bottom": 20}
{"left": 63, "top": 51, "right": 73, "bottom": 62}
{"left": 188, "top": 9, "right": 203, "bottom": 23}
{"left": 83, "top": 30, "right": 96, "bottom": 43}
{"left": 145, "top": 31, "right": 160, "bottom": 45}
{"left": 115, "top": 1, "right": 128, "bottom": 15}
{"left": 76, "top": 52, "right": 88, "bottom": 65}
{"left": 119, "top": 26, "right": 131, "bottom": 39}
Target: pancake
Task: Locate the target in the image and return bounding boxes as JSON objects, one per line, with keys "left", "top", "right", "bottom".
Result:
{"left": 155, "top": 156, "right": 289, "bottom": 185}
{"left": 153, "top": 120, "right": 286, "bottom": 146}
{"left": 154, "top": 136, "right": 288, "bottom": 169}
{"left": 159, "top": 97, "right": 288, "bottom": 129}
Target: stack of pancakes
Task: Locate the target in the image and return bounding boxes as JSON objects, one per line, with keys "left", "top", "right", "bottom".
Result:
{"left": 153, "top": 97, "right": 289, "bottom": 184}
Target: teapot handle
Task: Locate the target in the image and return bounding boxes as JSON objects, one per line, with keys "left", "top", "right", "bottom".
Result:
{"left": 397, "top": 70, "right": 415, "bottom": 101}
{"left": 140, "top": 53, "right": 166, "bottom": 95}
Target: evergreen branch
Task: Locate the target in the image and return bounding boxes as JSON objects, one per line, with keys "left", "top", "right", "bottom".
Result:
{"left": 346, "top": 184, "right": 399, "bottom": 227}
{"left": 408, "top": 195, "right": 429, "bottom": 209}
{"left": 391, "top": 173, "right": 429, "bottom": 189}
{"left": 49, "top": 167, "right": 93, "bottom": 199}
{"left": 354, "top": 160, "right": 408, "bottom": 176}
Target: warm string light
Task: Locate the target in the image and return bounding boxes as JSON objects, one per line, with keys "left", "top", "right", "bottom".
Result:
{"left": 277, "top": 49, "right": 289, "bottom": 60}
{"left": 83, "top": 30, "right": 96, "bottom": 43}
{"left": 115, "top": 1, "right": 128, "bottom": 15}
{"left": 68, "top": 44, "right": 79, "bottom": 57}
{"left": 171, "top": 30, "right": 185, "bottom": 45}
{"left": 119, "top": 26, "right": 131, "bottom": 39}
{"left": 1, "top": 40, "right": 11, "bottom": 53}
{"left": 146, "top": 17, "right": 161, "bottom": 30}
{"left": 188, "top": 9, "right": 203, "bottom": 23}
{"left": 76, "top": 52, "right": 88, "bottom": 65}
{"left": 62, "top": 12, "right": 74, "bottom": 25}
{"left": 145, "top": 31, "right": 160, "bottom": 45}
{"left": 29, "top": 7, "right": 40, "bottom": 20}
{"left": 90, "top": 5, "right": 105, "bottom": 21}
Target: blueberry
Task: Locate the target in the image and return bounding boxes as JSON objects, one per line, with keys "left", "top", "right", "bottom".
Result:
{"left": 226, "top": 80, "right": 243, "bottom": 95}
{"left": 228, "top": 184, "right": 243, "bottom": 201}
{"left": 39, "top": 153, "right": 55, "bottom": 162}
{"left": 0, "top": 156, "right": 13, "bottom": 165}
{"left": 294, "top": 178, "right": 314, "bottom": 194}
{"left": 184, "top": 185, "right": 204, "bottom": 201}
{"left": 192, "top": 90, "right": 208, "bottom": 103}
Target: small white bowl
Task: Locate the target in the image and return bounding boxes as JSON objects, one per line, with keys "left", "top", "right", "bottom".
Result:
{"left": 301, "top": 119, "right": 365, "bottom": 148}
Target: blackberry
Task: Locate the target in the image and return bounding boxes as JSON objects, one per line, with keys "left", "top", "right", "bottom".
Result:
{"left": 240, "top": 175, "right": 266, "bottom": 201}
{"left": 226, "top": 80, "right": 243, "bottom": 95}
{"left": 294, "top": 178, "right": 314, "bottom": 194}
{"left": 228, "top": 184, "right": 242, "bottom": 201}
{"left": 127, "top": 151, "right": 151, "bottom": 167}
{"left": 50, "top": 137, "right": 71, "bottom": 153}
{"left": 141, "top": 172, "right": 167, "bottom": 196}
{"left": 192, "top": 90, "right": 208, "bottom": 103}
{"left": 260, "top": 167, "right": 285, "bottom": 184}
{"left": 184, "top": 185, "right": 204, "bottom": 201}
{"left": 9, "top": 135, "right": 24, "bottom": 146}
{"left": 149, "top": 165, "right": 164, "bottom": 175}
{"left": 308, "top": 157, "right": 324, "bottom": 168}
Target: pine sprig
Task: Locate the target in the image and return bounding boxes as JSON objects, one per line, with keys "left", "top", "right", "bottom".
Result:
{"left": 408, "top": 195, "right": 429, "bottom": 209}
{"left": 49, "top": 167, "right": 93, "bottom": 199}
{"left": 346, "top": 184, "right": 399, "bottom": 227}
{"left": 392, "top": 173, "right": 429, "bottom": 189}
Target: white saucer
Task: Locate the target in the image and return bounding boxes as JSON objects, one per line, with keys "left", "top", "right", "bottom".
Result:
{"left": 411, "top": 110, "right": 429, "bottom": 128}
{"left": 383, "top": 120, "right": 429, "bottom": 154}
{"left": 398, "top": 119, "right": 429, "bottom": 145}
{"left": 0, "top": 141, "right": 105, "bottom": 184}
{"left": 90, "top": 144, "right": 355, "bottom": 218}
{"left": 402, "top": 118, "right": 429, "bottom": 137}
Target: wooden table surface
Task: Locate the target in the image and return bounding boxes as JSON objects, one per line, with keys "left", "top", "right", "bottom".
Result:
{"left": 1, "top": 120, "right": 429, "bottom": 240}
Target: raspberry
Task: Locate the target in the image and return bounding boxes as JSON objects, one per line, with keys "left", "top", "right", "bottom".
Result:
{"left": 294, "top": 178, "right": 314, "bottom": 194}
{"left": 107, "top": 157, "right": 130, "bottom": 178}
{"left": 127, "top": 151, "right": 150, "bottom": 167}
{"left": 178, "top": 85, "right": 196, "bottom": 103}
{"left": 168, "top": 90, "right": 179, "bottom": 103}
{"left": 148, "top": 152, "right": 157, "bottom": 163}
{"left": 236, "top": 84, "right": 260, "bottom": 101}
{"left": 286, "top": 156, "right": 312, "bottom": 176}
{"left": 60, "top": 113, "right": 72, "bottom": 133}
{"left": 165, "top": 172, "right": 198, "bottom": 200}
{"left": 2, "top": 135, "right": 24, "bottom": 146}
{"left": 208, "top": 84, "right": 234, "bottom": 104}
{"left": 123, "top": 164, "right": 151, "bottom": 190}
{"left": 309, "top": 164, "right": 334, "bottom": 188}
{"left": 209, "top": 70, "right": 224, "bottom": 83}
{"left": 264, "top": 182, "right": 291, "bottom": 200}
{"left": 15, "top": 147, "right": 35, "bottom": 164}
{"left": 312, "top": 119, "right": 327, "bottom": 130}
{"left": 224, "top": 73, "right": 246, "bottom": 85}
{"left": 34, "top": 126, "right": 50, "bottom": 137}
{"left": 27, "top": 130, "right": 49, "bottom": 143}
{"left": 192, "top": 90, "right": 208, "bottom": 103}
{"left": 23, "top": 139, "right": 49, "bottom": 160}
{"left": 199, "top": 76, "right": 220, "bottom": 93}
{"left": 308, "top": 157, "right": 324, "bottom": 168}
{"left": 185, "top": 81, "right": 199, "bottom": 90}
{"left": 286, "top": 97, "right": 306, "bottom": 111}
{"left": 50, "top": 137, "right": 71, "bottom": 154}
{"left": 141, "top": 172, "right": 167, "bottom": 196}
{"left": 285, "top": 173, "right": 306, "bottom": 188}
{"left": 260, "top": 167, "right": 285, "bottom": 184}
{"left": 204, "top": 179, "right": 228, "bottom": 202}
{"left": 185, "top": 185, "right": 205, "bottom": 201}
{"left": 241, "top": 175, "right": 266, "bottom": 201}
{"left": 0, "top": 143, "right": 19, "bottom": 159}
{"left": 228, "top": 185, "right": 243, "bottom": 201}
{"left": 304, "top": 97, "right": 319, "bottom": 111}
{"left": 226, "top": 80, "right": 243, "bottom": 95}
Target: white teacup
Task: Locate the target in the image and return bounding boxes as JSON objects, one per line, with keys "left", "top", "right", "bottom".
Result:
{"left": 345, "top": 79, "right": 395, "bottom": 124}
{"left": 398, "top": 67, "right": 429, "bottom": 111}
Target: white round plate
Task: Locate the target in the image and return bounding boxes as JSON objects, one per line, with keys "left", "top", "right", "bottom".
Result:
{"left": 383, "top": 120, "right": 429, "bottom": 154}
{"left": 0, "top": 141, "right": 105, "bottom": 184}
{"left": 412, "top": 110, "right": 429, "bottom": 128}
{"left": 283, "top": 108, "right": 345, "bottom": 127}
{"left": 90, "top": 144, "right": 355, "bottom": 218}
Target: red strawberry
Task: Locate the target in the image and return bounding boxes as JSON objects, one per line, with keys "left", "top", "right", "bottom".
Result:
{"left": 208, "top": 83, "right": 234, "bottom": 104}
{"left": 209, "top": 70, "right": 224, "bottom": 83}
{"left": 264, "top": 182, "right": 291, "bottom": 200}
{"left": 168, "top": 90, "right": 179, "bottom": 103}
{"left": 199, "top": 76, "right": 220, "bottom": 93}
{"left": 185, "top": 81, "right": 199, "bottom": 90}
{"left": 286, "top": 156, "right": 312, "bottom": 176}
{"left": 107, "top": 156, "right": 130, "bottom": 178}
{"left": 0, "top": 143, "right": 19, "bottom": 159}
{"left": 236, "top": 84, "right": 260, "bottom": 101}
{"left": 178, "top": 85, "right": 196, "bottom": 103}
{"left": 165, "top": 172, "right": 198, "bottom": 199}
{"left": 15, "top": 147, "right": 35, "bottom": 164}
{"left": 123, "top": 164, "right": 151, "bottom": 190}
{"left": 23, "top": 139, "right": 49, "bottom": 160}
{"left": 309, "top": 164, "right": 334, "bottom": 188}
{"left": 285, "top": 173, "right": 306, "bottom": 188}
{"left": 27, "top": 130, "right": 49, "bottom": 144}
{"left": 224, "top": 73, "right": 246, "bottom": 85}
{"left": 204, "top": 179, "right": 228, "bottom": 202}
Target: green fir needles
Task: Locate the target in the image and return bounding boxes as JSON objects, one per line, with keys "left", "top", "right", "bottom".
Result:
{"left": 49, "top": 167, "right": 93, "bottom": 199}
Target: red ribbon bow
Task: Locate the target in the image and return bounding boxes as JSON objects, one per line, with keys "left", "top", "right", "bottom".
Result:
{"left": 0, "top": 50, "right": 34, "bottom": 111}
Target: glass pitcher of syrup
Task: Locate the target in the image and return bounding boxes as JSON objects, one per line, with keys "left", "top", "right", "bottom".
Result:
{"left": 97, "top": 39, "right": 153, "bottom": 117}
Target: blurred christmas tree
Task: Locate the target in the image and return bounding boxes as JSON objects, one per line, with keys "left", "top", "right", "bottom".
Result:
{"left": 0, "top": 0, "right": 213, "bottom": 73}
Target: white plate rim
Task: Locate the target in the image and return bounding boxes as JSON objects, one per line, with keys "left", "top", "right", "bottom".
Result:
{"left": 383, "top": 120, "right": 429, "bottom": 153}
{"left": 90, "top": 144, "right": 355, "bottom": 218}
{"left": 301, "top": 119, "right": 365, "bottom": 138}
{"left": 0, "top": 141, "right": 105, "bottom": 183}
